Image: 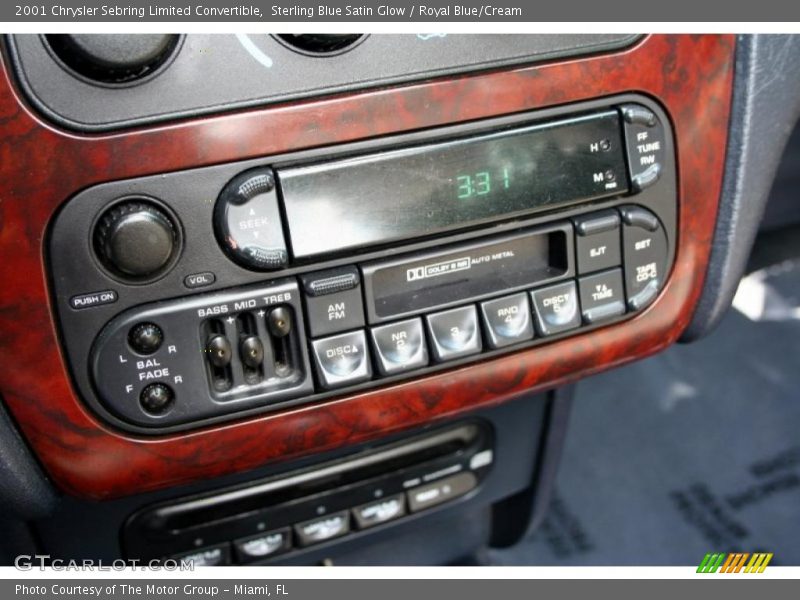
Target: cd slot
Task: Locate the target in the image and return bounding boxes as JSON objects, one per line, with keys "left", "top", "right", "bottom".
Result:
{"left": 128, "top": 423, "right": 485, "bottom": 538}
{"left": 123, "top": 422, "right": 493, "bottom": 561}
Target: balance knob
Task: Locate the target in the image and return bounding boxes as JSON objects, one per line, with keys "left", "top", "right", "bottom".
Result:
{"left": 45, "top": 34, "right": 181, "bottom": 84}
{"left": 94, "top": 200, "right": 179, "bottom": 279}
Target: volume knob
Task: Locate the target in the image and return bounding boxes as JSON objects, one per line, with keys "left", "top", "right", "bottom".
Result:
{"left": 94, "top": 200, "right": 179, "bottom": 280}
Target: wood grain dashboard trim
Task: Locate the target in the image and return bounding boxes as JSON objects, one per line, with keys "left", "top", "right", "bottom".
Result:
{"left": 0, "top": 35, "right": 734, "bottom": 500}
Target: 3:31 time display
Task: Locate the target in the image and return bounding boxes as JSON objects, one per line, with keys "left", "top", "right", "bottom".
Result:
{"left": 455, "top": 167, "right": 512, "bottom": 199}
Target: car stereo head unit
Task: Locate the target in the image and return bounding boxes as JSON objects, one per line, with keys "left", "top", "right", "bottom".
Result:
{"left": 48, "top": 94, "right": 676, "bottom": 432}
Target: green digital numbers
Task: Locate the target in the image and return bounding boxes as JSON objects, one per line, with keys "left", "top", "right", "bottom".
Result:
{"left": 475, "top": 171, "right": 491, "bottom": 195}
{"left": 456, "top": 168, "right": 510, "bottom": 199}
{"left": 456, "top": 174, "right": 473, "bottom": 199}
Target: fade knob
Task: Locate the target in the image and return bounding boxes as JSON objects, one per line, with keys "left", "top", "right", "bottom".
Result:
{"left": 94, "top": 200, "right": 180, "bottom": 280}
{"left": 139, "top": 383, "right": 174, "bottom": 415}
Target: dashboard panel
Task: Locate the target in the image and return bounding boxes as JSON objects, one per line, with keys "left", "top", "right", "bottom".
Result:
{"left": 0, "top": 34, "right": 734, "bottom": 501}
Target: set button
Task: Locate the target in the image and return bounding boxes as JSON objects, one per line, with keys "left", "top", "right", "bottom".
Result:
{"left": 370, "top": 318, "right": 428, "bottom": 375}
{"left": 425, "top": 305, "right": 482, "bottom": 362}
{"left": 620, "top": 205, "right": 668, "bottom": 310}
{"left": 310, "top": 330, "right": 371, "bottom": 389}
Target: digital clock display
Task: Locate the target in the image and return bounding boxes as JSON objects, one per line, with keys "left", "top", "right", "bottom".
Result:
{"left": 279, "top": 110, "right": 629, "bottom": 258}
{"left": 454, "top": 168, "right": 512, "bottom": 200}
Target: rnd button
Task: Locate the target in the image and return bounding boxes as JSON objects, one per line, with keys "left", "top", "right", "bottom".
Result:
{"left": 480, "top": 293, "right": 533, "bottom": 348}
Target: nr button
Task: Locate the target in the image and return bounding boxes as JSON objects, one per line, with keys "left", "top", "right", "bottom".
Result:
{"left": 573, "top": 210, "right": 621, "bottom": 274}
{"left": 578, "top": 268, "right": 626, "bottom": 324}
{"left": 425, "top": 305, "right": 482, "bottom": 362}
{"left": 370, "top": 318, "right": 428, "bottom": 375}
{"left": 311, "top": 330, "right": 371, "bottom": 389}
{"left": 530, "top": 281, "right": 581, "bottom": 336}
{"left": 479, "top": 293, "right": 533, "bottom": 348}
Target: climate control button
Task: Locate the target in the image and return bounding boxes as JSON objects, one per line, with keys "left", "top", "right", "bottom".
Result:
{"left": 294, "top": 511, "right": 350, "bottom": 547}
{"left": 234, "top": 528, "right": 291, "bottom": 563}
